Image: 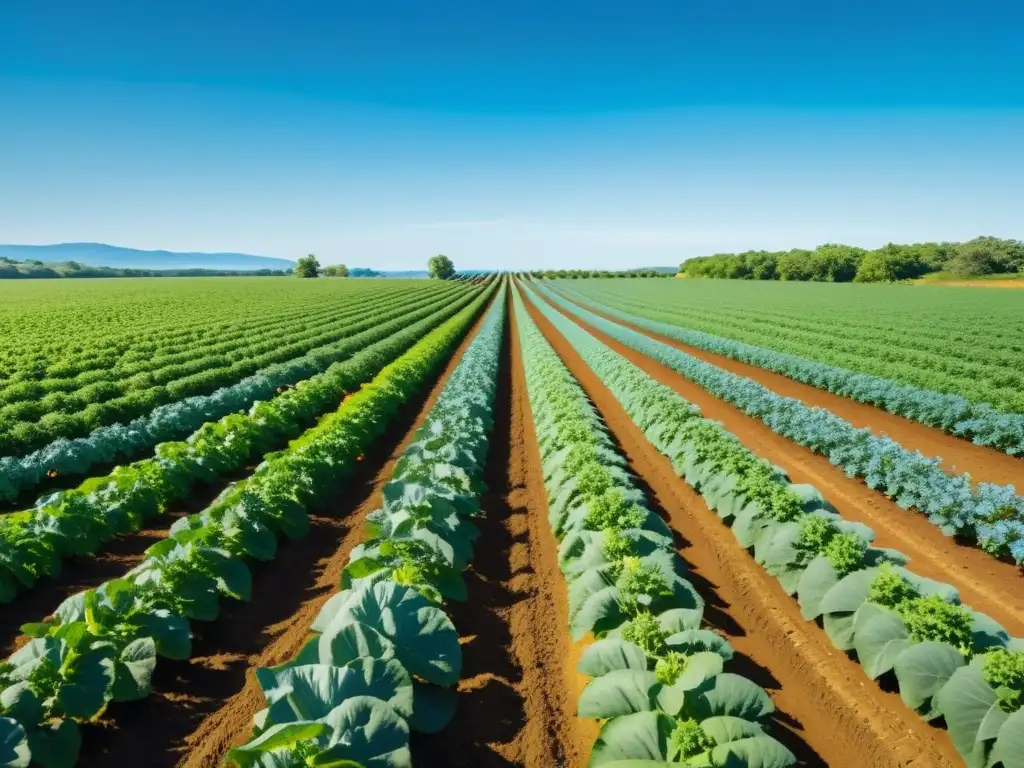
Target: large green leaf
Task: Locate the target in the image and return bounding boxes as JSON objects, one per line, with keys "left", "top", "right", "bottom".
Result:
{"left": 654, "top": 653, "right": 725, "bottom": 716}
{"left": 328, "top": 581, "right": 461, "bottom": 686}
{"left": 257, "top": 659, "right": 413, "bottom": 727}
{"left": 710, "top": 735, "right": 797, "bottom": 768}
{"left": 589, "top": 711, "right": 675, "bottom": 765}
{"left": 578, "top": 639, "right": 648, "bottom": 677}
{"left": 936, "top": 661, "right": 1006, "bottom": 762}
{"left": 817, "top": 567, "right": 878, "bottom": 616}
{"left": 0, "top": 718, "right": 29, "bottom": 768}
{"left": 571, "top": 585, "right": 627, "bottom": 640}
{"left": 54, "top": 646, "right": 116, "bottom": 720}
{"left": 851, "top": 603, "right": 912, "bottom": 680}
{"left": 698, "top": 715, "right": 763, "bottom": 744}
{"left": 23, "top": 720, "right": 81, "bottom": 768}
{"left": 684, "top": 674, "right": 774, "bottom": 722}
{"left": 988, "top": 708, "right": 1024, "bottom": 768}
{"left": 822, "top": 612, "right": 857, "bottom": 651}
{"left": 316, "top": 695, "right": 411, "bottom": 768}
{"left": 407, "top": 682, "right": 457, "bottom": 734}
{"left": 578, "top": 670, "right": 658, "bottom": 719}
{"left": 795, "top": 556, "right": 840, "bottom": 621}
{"left": 891, "top": 641, "right": 965, "bottom": 720}
{"left": 318, "top": 622, "right": 396, "bottom": 668}
{"left": 665, "top": 630, "right": 734, "bottom": 661}
{"left": 0, "top": 683, "right": 43, "bottom": 726}
{"left": 111, "top": 637, "right": 157, "bottom": 702}
{"left": 228, "top": 722, "right": 329, "bottom": 768}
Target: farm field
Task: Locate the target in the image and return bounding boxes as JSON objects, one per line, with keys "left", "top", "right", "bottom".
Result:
{"left": 1, "top": 275, "right": 1023, "bottom": 768}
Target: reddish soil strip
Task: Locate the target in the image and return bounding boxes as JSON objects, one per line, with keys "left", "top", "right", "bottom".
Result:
{"left": 537, "top": 289, "right": 1024, "bottom": 637}
{"left": 68, "top": 301, "right": 494, "bottom": 768}
{"left": 551, "top": 286, "right": 1024, "bottom": 488}
{"left": 413, "top": 292, "right": 591, "bottom": 767}
{"left": 1, "top": 478, "right": 239, "bottom": 656}
{"left": 521, "top": 290, "right": 961, "bottom": 768}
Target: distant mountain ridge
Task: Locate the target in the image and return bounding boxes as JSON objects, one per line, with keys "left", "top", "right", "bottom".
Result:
{"left": 0, "top": 243, "right": 296, "bottom": 271}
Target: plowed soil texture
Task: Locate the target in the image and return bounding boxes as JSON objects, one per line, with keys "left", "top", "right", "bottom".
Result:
{"left": 521, "top": 285, "right": 963, "bottom": 768}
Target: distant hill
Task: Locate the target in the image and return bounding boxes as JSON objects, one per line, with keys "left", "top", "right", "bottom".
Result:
{"left": 0, "top": 243, "right": 295, "bottom": 271}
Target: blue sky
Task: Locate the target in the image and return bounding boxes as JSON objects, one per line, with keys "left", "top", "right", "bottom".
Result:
{"left": 2, "top": 1, "right": 1023, "bottom": 270}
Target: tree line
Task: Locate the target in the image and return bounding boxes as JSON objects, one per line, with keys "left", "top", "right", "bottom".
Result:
{"left": 530, "top": 269, "right": 674, "bottom": 279}
{"left": 679, "top": 236, "right": 1024, "bottom": 282}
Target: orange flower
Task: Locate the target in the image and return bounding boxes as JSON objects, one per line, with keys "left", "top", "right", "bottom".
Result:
{"left": 47, "top": 469, "right": 59, "bottom": 478}
{"left": 356, "top": 455, "right": 364, "bottom": 462}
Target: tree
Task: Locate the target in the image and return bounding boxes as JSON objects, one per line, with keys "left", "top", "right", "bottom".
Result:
{"left": 854, "top": 244, "right": 928, "bottom": 282}
{"left": 810, "top": 244, "right": 865, "bottom": 282}
{"left": 295, "top": 254, "right": 322, "bottom": 278}
{"left": 428, "top": 254, "right": 455, "bottom": 280}
{"left": 324, "top": 264, "right": 349, "bottom": 277}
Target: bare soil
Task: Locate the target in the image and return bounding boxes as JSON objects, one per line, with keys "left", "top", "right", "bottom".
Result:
{"left": 521, "top": 286, "right": 965, "bottom": 768}
{"left": 538, "top": 289, "right": 1024, "bottom": 638}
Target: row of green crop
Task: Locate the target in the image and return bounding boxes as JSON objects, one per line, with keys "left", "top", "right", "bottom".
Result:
{"left": 0, "top": 284, "right": 482, "bottom": 502}
{"left": 0, "top": 278, "right": 419, "bottom": 382}
{"left": 552, "top": 284, "right": 1024, "bottom": 458}
{"left": 534, "top": 283, "right": 1024, "bottom": 565}
{"left": 227, "top": 283, "right": 507, "bottom": 767}
{"left": 0, "top": 284, "right": 410, "bottom": 397}
{"left": 0, "top": 287, "right": 486, "bottom": 605}
{"left": 522, "top": 281, "right": 1024, "bottom": 768}
{"left": 0, "top": 283, "right": 472, "bottom": 456}
{"left": 0, "top": 286, "right": 494, "bottom": 768}
{"left": 513, "top": 285, "right": 797, "bottom": 768}
{"left": 562, "top": 279, "right": 1024, "bottom": 415}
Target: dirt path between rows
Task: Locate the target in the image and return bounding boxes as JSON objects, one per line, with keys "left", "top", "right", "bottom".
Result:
{"left": 520, "top": 288, "right": 961, "bottom": 768}
{"left": 550, "top": 285, "right": 1024, "bottom": 488}
{"left": 413, "top": 291, "right": 590, "bottom": 767}
{"left": 68, "top": 299, "right": 494, "bottom": 768}
{"left": 535, "top": 288, "right": 1024, "bottom": 638}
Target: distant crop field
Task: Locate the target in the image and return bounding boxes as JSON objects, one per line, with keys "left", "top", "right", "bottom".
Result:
{"left": 555, "top": 277, "right": 1024, "bottom": 414}
{"left": 0, "top": 277, "right": 473, "bottom": 457}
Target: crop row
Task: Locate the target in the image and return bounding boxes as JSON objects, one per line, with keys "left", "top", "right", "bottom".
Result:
{"left": 0, "top": 287, "right": 487, "bottom": 605}
{"left": 0, "top": 279, "right": 421, "bottom": 381}
{"left": 534, "top": 283, "right": 1024, "bottom": 564}
{"left": 0, "top": 283, "right": 473, "bottom": 456}
{"left": 522, "top": 281, "right": 1024, "bottom": 768}
{"left": 564, "top": 280, "right": 1024, "bottom": 415}
{"left": 555, "top": 284, "right": 1024, "bottom": 458}
{"left": 0, "top": 286, "right": 409, "bottom": 393}
{"left": 227, "top": 283, "right": 507, "bottom": 767}
{"left": 0, "top": 285, "right": 495, "bottom": 768}
{"left": 0, "top": 284, "right": 483, "bottom": 503}
{"left": 513, "top": 285, "right": 797, "bottom": 767}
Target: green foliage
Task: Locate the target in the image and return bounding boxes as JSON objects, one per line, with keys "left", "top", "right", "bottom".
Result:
{"left": 867, "top": 565, "right": 917, "bottom": 609}
{"left": 982, "top": 649, "right": 1024, "bottom": 713}
{"left": 323, "top": 264, "right": 349, "bottom": 277}
{"left": 620, "top": 612, "right": 669, "bottom": 658}
{"left": 294, "top": 254, "right": 322, "bottom": 278}
{"left": 668, "top": 717, "right": 715, "bottom": 761}
{"left": 428, "top": 254, "right": 456, "bottom": 280}
{"left": 653, "top": 652, "right": 690, "bottom": 685}
{"left": 680, "top": 236, "right": 1022, "bottom": 282}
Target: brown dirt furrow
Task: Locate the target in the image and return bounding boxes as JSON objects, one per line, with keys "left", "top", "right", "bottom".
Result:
{"left": 68, "top": 299, "right": 494, "bottom": 768}
{"left": 550, "top": 285, "right": 1024, "bottom": 488}
{"left": 521, "top": 287, "right": 961, "bottom": 768}
{"left": 534, "top": 288, "right": 1024, "bottom": 637}
{"left": 413, "top": 291, "right": 591, "bottom": 767}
